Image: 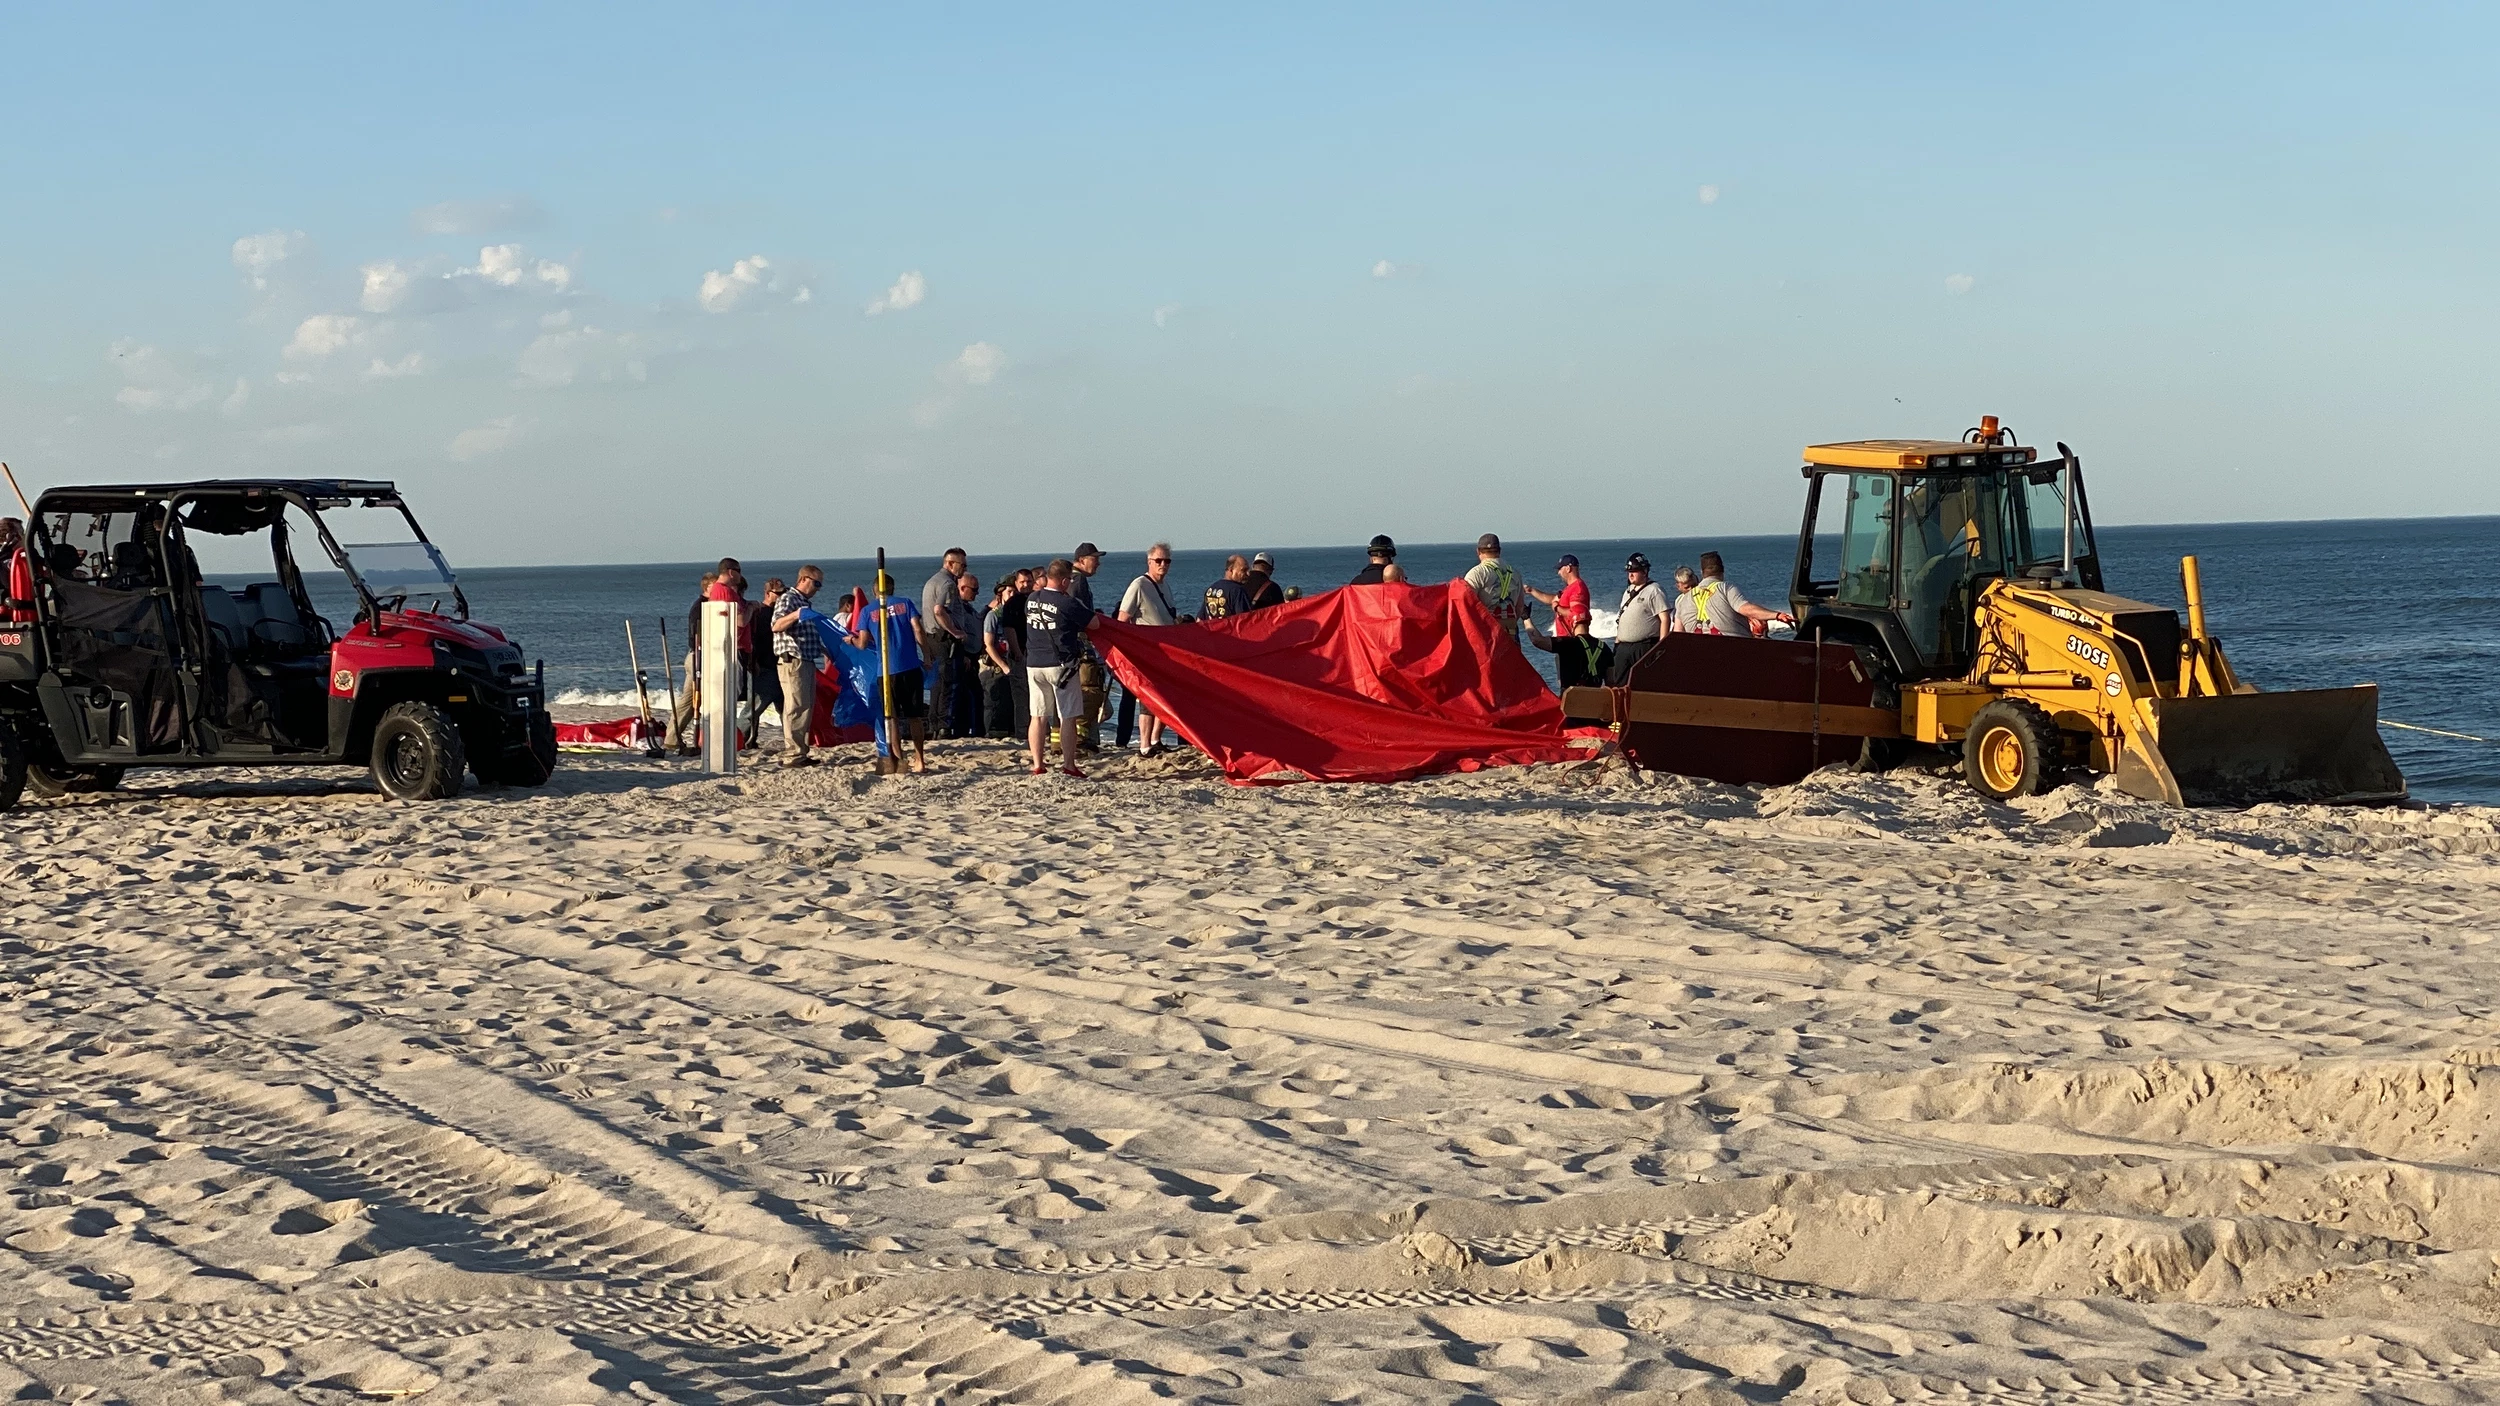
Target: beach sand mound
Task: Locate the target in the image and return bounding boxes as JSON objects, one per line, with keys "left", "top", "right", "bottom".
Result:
{"left": 0, "top": 740, "right": 2493, "bottom": 1402}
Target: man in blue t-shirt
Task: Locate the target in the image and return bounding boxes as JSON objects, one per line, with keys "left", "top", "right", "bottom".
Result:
{"left": 847, "top": 571, "right": 932, "bottom": 773}
{"left": 1022, "top": 557, "right": 1097, "bottom": 778}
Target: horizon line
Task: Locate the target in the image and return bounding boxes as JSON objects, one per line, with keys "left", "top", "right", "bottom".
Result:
{"left": 445, "top": 509, "right": 2500, "bottom": 573}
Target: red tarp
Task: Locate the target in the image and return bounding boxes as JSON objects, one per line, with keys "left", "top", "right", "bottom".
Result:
{"left": 554, "top": 716, "right": 660, "bottom": 751}
{"left": 1091, "top": 580, "right": 1574, "bottom": 785}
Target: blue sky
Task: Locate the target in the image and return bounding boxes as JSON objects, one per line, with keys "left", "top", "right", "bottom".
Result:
{"left": 2, "top": 3, "right": 2492, "bottom": 566}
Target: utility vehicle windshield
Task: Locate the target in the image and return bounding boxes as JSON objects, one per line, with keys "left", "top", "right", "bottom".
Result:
{"left": 315, "top": 499, "right": 466, "bottom": 618}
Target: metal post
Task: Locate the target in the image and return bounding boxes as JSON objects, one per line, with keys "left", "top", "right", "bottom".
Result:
{"left": 701, "top": 599, "right": 737, "bottom": 775}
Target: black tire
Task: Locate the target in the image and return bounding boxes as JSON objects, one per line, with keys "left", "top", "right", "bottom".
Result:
{"left": 1963, "top": 698, "right": 2063, "bottom": 801}
{"left": 371, "top": 702, "right": 466, "bottom": 801}
{"left": 0, "top": 727, "right": 25, "bottom": 813}
{"left": 473, "top": 711, "right": 558, "bottom": 788}
{"left": 25, "top": 762, "right": 125, "bottom": 799}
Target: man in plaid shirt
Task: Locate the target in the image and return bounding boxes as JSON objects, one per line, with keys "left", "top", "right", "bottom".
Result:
{"left": 769, "top": 564, "right": 824, "bottom": 766}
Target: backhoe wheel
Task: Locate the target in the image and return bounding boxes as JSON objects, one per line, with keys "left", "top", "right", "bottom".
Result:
{"left": 1964, "top": 699, "right": 2063, "bottom": 801}
{"left": 371, "top": 702, "right": 466, "bottom": 801}
{"left": 26, "top": 762, "right": 125, "bottom": 799}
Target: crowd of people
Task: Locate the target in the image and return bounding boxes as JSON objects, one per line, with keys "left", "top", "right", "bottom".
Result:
{"left": 663, "top": 534, "right": 1791, "bottom": 774}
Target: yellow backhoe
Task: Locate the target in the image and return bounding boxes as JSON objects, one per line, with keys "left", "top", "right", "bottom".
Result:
{"left": 1566, "top": 417, "right": 2405, "bottom": 806}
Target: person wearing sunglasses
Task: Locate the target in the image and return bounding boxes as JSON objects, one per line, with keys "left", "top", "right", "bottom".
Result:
{"left": 1117, "top": 544, "right": 1180, "bottom": 755}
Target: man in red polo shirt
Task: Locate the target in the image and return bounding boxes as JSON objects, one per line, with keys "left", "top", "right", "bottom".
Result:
{"left": 1529, "top": 554, "right": 1590, "bottom": 638}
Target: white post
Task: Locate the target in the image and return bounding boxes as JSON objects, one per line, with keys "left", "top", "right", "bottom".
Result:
{"left": 701, "top": 599, "right": 737, "bottom": 775}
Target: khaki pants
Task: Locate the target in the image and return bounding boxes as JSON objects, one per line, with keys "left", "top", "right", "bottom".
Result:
{"left": 669, "top": 652, "right": 701, "bottom": 749}
{"left": 1078, "top": 658, "right": 1108, "bottom": 748}
{"left": 777, "top": 657, "right": 816, "bottom": 759}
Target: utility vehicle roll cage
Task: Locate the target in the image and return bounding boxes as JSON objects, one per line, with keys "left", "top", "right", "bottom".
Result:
{"left": 28, "top": 478, "right": 469, "bottom": 624}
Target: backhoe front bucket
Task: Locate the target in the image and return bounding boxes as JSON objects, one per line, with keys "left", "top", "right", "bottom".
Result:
{"left": 2117, "top": 685, "right": 2407, "bottom": 807}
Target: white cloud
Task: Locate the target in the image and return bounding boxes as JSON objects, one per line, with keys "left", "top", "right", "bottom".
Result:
{"left": 1371, "top": 260, "right": 1403, "bottom": 279}
{"left": 1945, "top": 273, "right": 1976, "bottom": 295}
{"left": 284, "top": 313, "right": 366, "bottom": 361}
{"left": 220, "top": 378, "right": 251, "bottom": 418}
{"left": 256, "top": 422, "right": 331, "bottom": 446}
{"left": 360, "top": 260, "right": 419, "bottom": 313}
{"left": 411, "top": 197, "right": 544, "bottom": 236}
{"left": 1153, "top": 303, "right": 1181, "bottom": 328}
{"left": 1697, "top": 184, "right": 1720, "bottom": 205}
{"left": 231, "top": 230, "right": 311, "bottom": 291}
{"left": 364, "top": 352, "right": 426, "bottom": 380}
{"left": 945, "top": 341, "right": 1004, "bottom": 386}
{"left": 912, "top": 342, "right": 1008, "bottom": 427}
{"left": 108, "top": 340, "right": 214, "bottom": 413}
{"left": 516, "top": 325, "right": 645, "bottom": 388}
{"left": 865, "top": 270, "right": 925, "bottom": 315}
{"left": 449, "top": 415, "right": 529, "bottom": 462}
{"left": 461, "top": 243, "right": 572, "bottom": 292}
{"left": 362, "top": 245, "right": 568, "bottom": 313}
{"left": 697, "top": 254, "right": 809, "bottom": 313}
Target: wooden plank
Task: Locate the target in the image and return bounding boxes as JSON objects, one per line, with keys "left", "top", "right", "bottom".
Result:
{"left": 1559, "top": 686, "right": 1901, "bottom": 739}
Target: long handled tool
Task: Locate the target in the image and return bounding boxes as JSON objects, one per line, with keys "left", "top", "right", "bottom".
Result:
{"left": 0, "top": 463, "right": 32, "bottom": 520}
{"left": 874, "top": 547, "right": 897, "bottom": 772}
{"left": 624, "top": 620, "right": 663, "bottom": 757}
{"left": 656, "top": 618, "right": 680, "bottom": 749}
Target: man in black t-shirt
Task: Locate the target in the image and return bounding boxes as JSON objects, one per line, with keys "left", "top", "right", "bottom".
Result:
{"left": 1350, "top": 534, "right": 1395, "bottom": 585}
{"left": 1244, "top": 552, "right": 1285, "bottom": 611}
{"left": 1022, "top": 558, "right": 1097, "bottom": 778}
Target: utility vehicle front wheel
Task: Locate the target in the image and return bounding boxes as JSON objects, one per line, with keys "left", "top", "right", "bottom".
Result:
{"left": 372, "top": 702, "right": 466, "bottom": 801}
{"left": 1963, "top": 699, "right": 2063, "bottom": 801}
{"left": 25, "top": 762, "right": 125, "bottom": 799}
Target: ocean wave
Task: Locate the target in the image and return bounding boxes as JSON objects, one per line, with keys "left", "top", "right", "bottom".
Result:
{"left": 551, "top": 687, "right": 654, "bottom": 707}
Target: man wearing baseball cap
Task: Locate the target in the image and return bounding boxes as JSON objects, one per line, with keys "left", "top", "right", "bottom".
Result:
{"left": 1528, "top": 554, "right": 1590, "bottom": 639}
{"left": 1610, "top": 552, "right": 1671, "bottom": 684}
{"left": 1463, "top": 533, "right": 1531, "bottom": 638}
{"left": 1069, "top": 542, "right": 1106, "bottom": 750}
{"left": 1244, "top": 551, "right": 1286, "bottom": 611}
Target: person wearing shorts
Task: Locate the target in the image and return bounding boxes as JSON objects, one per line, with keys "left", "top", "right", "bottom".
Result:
{"left": 1021, "top": 558, "right": 1096, "bottom": 778}
{"left": 847, "top": 571, "right": 933, "bottom": 773}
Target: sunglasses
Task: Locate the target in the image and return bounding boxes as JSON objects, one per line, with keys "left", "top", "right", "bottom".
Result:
{"left": 1148, "top": 557, "right": 1171, "bottom": 564}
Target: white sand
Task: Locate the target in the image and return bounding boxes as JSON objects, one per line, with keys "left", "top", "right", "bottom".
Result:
{"left": 2, "top": 735, "right": 2498, "bottom": 1403}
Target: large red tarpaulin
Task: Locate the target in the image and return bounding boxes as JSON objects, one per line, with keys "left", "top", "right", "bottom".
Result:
{"left": 1091, "top": 580, "right": 1574, "bottom": 785}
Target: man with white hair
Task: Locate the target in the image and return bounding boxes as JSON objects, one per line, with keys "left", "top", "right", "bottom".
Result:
{"left": 1117, "top": 542, "right": 1178, "bottom": 755}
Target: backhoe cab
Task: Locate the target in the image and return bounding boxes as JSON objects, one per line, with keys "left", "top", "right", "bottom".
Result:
{"left": 1566, "top": 417, "right": 2405, "bottom": 807}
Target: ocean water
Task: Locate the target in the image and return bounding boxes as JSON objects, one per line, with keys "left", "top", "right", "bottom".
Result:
{"left": 300, "top": 518, "right": 2496, "bottom": 805}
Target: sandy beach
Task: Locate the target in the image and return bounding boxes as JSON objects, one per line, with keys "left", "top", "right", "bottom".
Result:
{"left": 3, "top": 733, "right": 2498, "bottom": 1403}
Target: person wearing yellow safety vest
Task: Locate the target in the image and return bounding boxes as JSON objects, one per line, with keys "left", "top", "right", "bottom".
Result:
{"left": 1671, "top": 551, "right": 1794, "bottom": 636}
{"left": 1463, "top": 533, "right": 1532, "bottom": 638}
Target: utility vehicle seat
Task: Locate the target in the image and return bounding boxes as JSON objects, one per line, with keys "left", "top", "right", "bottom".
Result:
{"left": 198, "top": 585, "right": 250, "bottom": 654}
{"left": 243, "top": 584, "right": 312, "bottom": 651}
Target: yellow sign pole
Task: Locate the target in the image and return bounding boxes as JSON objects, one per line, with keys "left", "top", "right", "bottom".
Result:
{"left": 874, "top": 548, "right": 895, "bottom": 771}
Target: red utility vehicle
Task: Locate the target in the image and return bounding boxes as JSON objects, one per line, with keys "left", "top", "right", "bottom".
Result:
{"left": 0, "top": 479, "right": 554, "bottom": 807}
